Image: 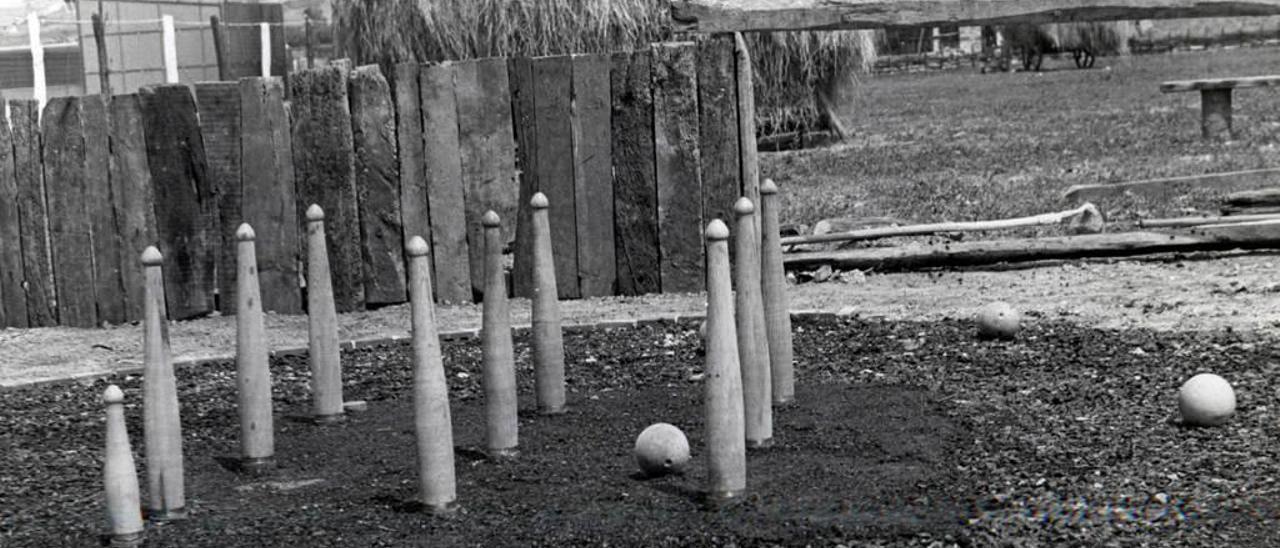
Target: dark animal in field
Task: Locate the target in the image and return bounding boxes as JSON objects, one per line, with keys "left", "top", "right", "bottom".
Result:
{"left": 1006, "top": 24, "right": 1054, "bottom": 71}
{"left": 981, "top": 22, "right": 1128, "bottom": 73}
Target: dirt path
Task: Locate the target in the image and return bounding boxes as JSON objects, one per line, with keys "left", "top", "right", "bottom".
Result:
{"left": 3, "top": 251, "right": 1277, "bottom": 388}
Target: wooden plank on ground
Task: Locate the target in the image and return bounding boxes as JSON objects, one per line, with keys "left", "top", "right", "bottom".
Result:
{"left": 610, "top": 50, "right": 660, "bottom": 296}
{"left": 420, "top": 62, "right": 471, "bottom": 304}
{"left": 394, "top": 62, "right": 431, "bottom": 293}
{"left": 509, "top": 56, "right": 538, "bottom": 298}
{"left": 290, "top": 66, "right": 364, "bottom": 312}
{"left": 241, "top": 77, "right": 302, "bottom": 314}
{"left": 195, "top": 82, "right": 243, "bottom": 315}
{"left": 42, "top": 97, "right": 97, "bottom": 327}
{"left": 454, "top": 58, "right": 521, "bottom": 300}
{"left": 109, "top": 94, "right": 158, "bottom": 323}
{"left": 1060, "top": 167, "right": 1280, "bottom": 204}
{"left": 0, "top": 108, "right": 25, "bottom": 327}
{"left": 350, "top": 65, "right": 407, "bottom": 305}
{"left": 652, "top": 42, "right": 704, "bottom": 293}
{"left": 1160, "top": 75, "right": 1280, "bottom": 93}
{"left": 83, "top": 95, "right": 126, "bottom": 325}
{"left": 696, "top": 36, "right": 742, "bottom": 239}
{"left": 572, "top": 53, "right": 616, "bottom": 298}
{"left": 140, "top": 84, "right": 217, "bottom": 320}
{"left": 529, "top": 55, "right": 579, "bottom": 299}
{"left": 11, "top": 100, "right": 55, "bottom": 326}
{"left": 1191, "top": 218, "right": 1280, "bottom": 239}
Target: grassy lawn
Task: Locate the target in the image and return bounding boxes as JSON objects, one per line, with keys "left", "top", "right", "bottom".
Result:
{"left": 762, "top": 46, "right": 1280, "bottom": 231}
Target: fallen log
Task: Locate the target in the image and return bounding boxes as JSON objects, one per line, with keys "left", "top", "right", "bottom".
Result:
{"left": 1191, "top": 218, "right": 1280, "bottom": 239}
{"left": 1060, "top": 167, "right": 1280, "bottom": 204}
{"left": 1138, "top": 212, "right": 1280, "bottom": 228}
{"left": 784, "top": 229, "right": 1280, "bottom": 272}
{"left": 1222, "top": 205, "right": 1280, "bottom": 215}
{"left": 1222, "top": 187, "right": 1280, "bottom": 208}
{"left": 780, "top": 203, "right": 1102, "bottom": 247}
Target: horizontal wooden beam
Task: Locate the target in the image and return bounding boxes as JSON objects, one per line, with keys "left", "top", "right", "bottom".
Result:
{"left": 1161, "top": 75, "right": 1280, "bottom": 93}
{"left": 1060, "top": 167, "right": 1280, "bottom": 204}
{"left": 672, "top": 0, "right": 1280, "bottom": 33}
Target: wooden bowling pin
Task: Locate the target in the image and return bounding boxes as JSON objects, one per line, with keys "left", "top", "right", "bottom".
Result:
{"left": 733, "top": 198, "right": 772, "bottom": 448}
{"left": 103, "top": 385, "right": 145, "bottom": 547}
{"left": 703, "top": 220, "right": 746, "bottom": 501}
{"left": 141, "top": 246, "right": 185, "bottom": 520}
{"left": 407, "top": 235, "right": 457, "bottom": 513}
{"left": 481, "top": 211, "right": 519, "bottom": 458}
{"left": 306, "top": 205, "right": 344, "bottom": 423}
{"left": 759, "top": 179, "right": 794, "bottom": 404}
{"left": 235, "top": 223, "right": 275, "bottom": 473}
{"left": 529, "top": 192, "right": 566, "bottom": 414}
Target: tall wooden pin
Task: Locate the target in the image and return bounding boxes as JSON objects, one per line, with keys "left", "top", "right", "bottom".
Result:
{"left": 236, "top": 223, "right": 275, "bottom": 473}
{"left": 141, "top": 246, "right": 185, "bottom": 520}
{"left": 407, "top": 235, "right": 458, "bottom": 513}
{"left": 704, "top": 219, "right": 746, "bottom": 502}
{"left": 529, "top": 193, "right": 566, "bottom": 414}
{"left": 306, "top": 205, "right": 344, "bottom": 423}
{"left": 481, "top": 211, "right": 519, "bottom": 458}
{"left": 760, "top": 179, "right": 794, "bottom": 404}
{"left": 734, "top": 198, "right": 772, "bottom": 447}
{"left": 103, "top": 385, "right": 145, "bottom": 547}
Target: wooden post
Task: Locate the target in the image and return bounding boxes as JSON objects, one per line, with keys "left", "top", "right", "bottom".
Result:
{"left": 734, "top": 34, "right": 761, "bottom": 226}
{"left": 211, "top": 16, "right": 228, "bottom": 81}
{"left": 27, "top": 16, "right": 45, "bottom": 111}
{"left": 235, "top": 224, "right": 274, "bottom": 473}
{"left": 141, "top": 246, "right": 186, "bottom": 521}
{"left": 733, "top": 197, "right": 771, "bottom": 448}
{"left": 1201, "top": 89, "right": 1232, "bottom": 139}
{"left": 306, "top": 205, "right": 344, "bottom": 423}
{"left": 530, "top": 192, "right": 567, "bottom": 414}
{"left": 703, "top": 219, "right": 746, "bottom": 502}
{"left": 102, "top": 385, "right": 145, "bottom": 548}
{"left": 406, "top": 235, "right": 458, "bottom": 513}
{"left": 481, "top": 211, "right": 518, "bottom": 458}
{"left": 91, "top": 13, "right": 111, "bottom": 96}
{"left": 759, "top": 180, "right": 794, "bottom": 404}
{"left": 350, "top": 65, "right": 407, "bottom": 305}
{"left": 260, "top": 23, "right": 272, "bottom": 77}
{"left": 161, "top": 15, "right": 178, "bottom": 84}
{"left": 304, "top": 16, "right": 315, "bottom": 69}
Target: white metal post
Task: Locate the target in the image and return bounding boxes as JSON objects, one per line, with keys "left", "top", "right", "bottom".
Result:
{"left": 260, "top": 22, "right": 271, "bottom": 77}
{"left": 27, "top": 15, "right": 45, "bottom": 110}
{"left": 162, "top": 15, "right": 178, "bottom": 83}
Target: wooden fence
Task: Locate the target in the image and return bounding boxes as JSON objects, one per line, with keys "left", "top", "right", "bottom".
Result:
{"left": 0, "top": 37, "right": 755, "bottom": 328}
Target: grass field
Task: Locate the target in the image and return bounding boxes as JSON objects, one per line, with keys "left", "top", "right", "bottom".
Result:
{"left": 763, "top": 46, "right": 1280, "bottom": 231}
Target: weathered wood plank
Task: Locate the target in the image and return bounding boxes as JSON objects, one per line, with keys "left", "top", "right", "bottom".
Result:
{"left": 734, "top": 33, "right": 761, "bottom": 220}
{"left": 83, "top": 95, "right": 126, "bottom": 325}
{"left": 652, "top": 42, "right": 704, "bottom": 293}
{"left": 350, "top": 65, "right": 407, "bottom": 305}
{"left": 1061, "top": 167, "right": 1280, "bottom": 205}
{"left": 290, "top": 66, "right": 364, "bottom": 312}
{"left": 610, "top": 50, "right": 660, "bottom": 296}
{"left": 42, "top": 97, "right": 97, "bottom": 327}
{"left": 455, "top": 58, "right": 521, "bottom": 300}
{"left": 696, "top": 36, "right": 742, "bottom": 241}
{"left": 109, "top": 94, "right": 158, "bottom": 323}
{"left": 195, "top": 82, "right": 243, "bottom": 315}
{"left": 1191, "top": 218, "right": 1280, "bottom": 239}
{"left": 529, "top": 55, "right": 579, "bottom": 299}
{"left": 572, "top": 53, "right": 615, "bottom": 298}
{"left": 140, "top": 84, "right": 217, "bottom": 320}
{"left": 671, "top": 0, "right": 1280, "bottom": 33}
{"left": 240, "top": 77, "right": 302, "bottom": 314}
{"left": 0, "top": 107, "right": 25, "bottom": 327}
{"left": 1161, "top": 75, "right": 1280, "bottom": 92}
{"left": 420, "top": 62, "right": 472, "bottom": 304}
{"left": 509, "top": 57, "right": 538, "bottom": 299}
{"left": 394, "top": 62, "right": 431, "bottom": 293}
{"left": 10, "top": 100, "right": 55, "bottom": 326}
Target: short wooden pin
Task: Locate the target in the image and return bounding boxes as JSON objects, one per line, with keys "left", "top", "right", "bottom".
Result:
{"left": 529, "top": 192, "right": 567, "bottom": 414}
{"left": 734, "top": 198, "right": 772, "bottom": 448}
{"left": 306, "top": 205, "right": 344, "bottom": 423}
{"left": 703, "top": 219, "right": 746, "bottom": 502}
{"left": 102, "top": 385, "right": 145, "bottom": 547}
{"left": 759, "top": 179, "right": 794, "bottom": 404}
{"left": 235, "top": 223, "right": 275, "bottom": 473}
{"left": 481, "top": 211, "right": 519, "bottom": 458}
{"left": 141, "top": 246, "right": 186, "bottom": 521}
{"left": 407, "top": 235, "right": 458, "bottom": 513}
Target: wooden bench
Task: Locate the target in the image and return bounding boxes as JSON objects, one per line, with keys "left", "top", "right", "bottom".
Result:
{"left": 1160, "top": 75, "right": 1280, "bottom": 139}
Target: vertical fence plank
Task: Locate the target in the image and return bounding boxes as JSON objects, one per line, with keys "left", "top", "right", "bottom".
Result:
{"left": 195, "top": 82, "right": 243, "bottom": 315}
{"left": 0, "top": 112, "right": 25, "bottom": 327}
{"left": 11, "top": 100, "right": 56, "bottom": 326}
{"left": 83, "top": 95, "right": 126, "bottom": 325}
{"left": 42, "top": 97, "right": 97, "bottom": 327}
{"left": 420, "top": 63, "right": 470, "bottom": 304}
{"left": 509, "top": 57, "right": 537, "bottom": 298}
{"left": 652, "top": 43, "right": 704, "bottom": 293}
{"left": 350, "top": 65, "right": 407, "bottom": 305}
{"left": 571, "top": 53, "right": 615, "bottom": 298}
{"left": 735, "top": 34, "right": 762, "bottom": 219}
{"left": 140, "top": 84, "right": 217, "bottom": 320}
{"left": 455, "top": 58, "right": 520, "bottom": 300}
{"left": 697, "top": 36, "right": 742, "bottom": 245}
{"left": 394, "top": 62, "right": 431, "bottom": 293}
{"left": 110, "top": 94, "right": 157, "bottom": 323}
{"left": 611, "top": 51, "right": 660, "bottom": 296}
{"left": 529, "top": 55, "right": 578, "bottom": 299}
{"left": 290, "top": 66, "right": 364, "bottom": 312}
{"left": 240, "top": 77, "right": 301, "bottom": 314}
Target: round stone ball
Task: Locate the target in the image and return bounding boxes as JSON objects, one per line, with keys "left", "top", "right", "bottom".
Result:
{"left": 976, "top": 301, "right": 1020, "bottom": 339}
{"left": 1179, "top": 373, "right": 1236, "bottom": 427}
{"left": 634, "top": 423, "right": 690, "bottom": 478}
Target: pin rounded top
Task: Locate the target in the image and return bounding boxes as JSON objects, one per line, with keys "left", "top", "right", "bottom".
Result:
{"left": 103, "top": 384, "right": 124, "bottom": 404}
{"left": 306, "top": 204, "right": 325, "bottom": 221}
{"left": 760, "top": 179, "right": 778, "bottom": 195}
{"left": 141, "top": 246, "right": 163, "bottom": 266}
{"left": 236, "top": 223, "right": 256, "bottom": 241}
{"left": 406, "top": 235, "right": 430, "bottom": 257}
{"left": 705, "top": 219, "right": 730, "bottom": 240}
{"left": 531, "top": 192, "right": 549, "bottom": 209}
{"left": 734, "top": 197, "right": 755, "bottom": 216}
{"left": 482, "top": 210, "right": 501, "bottom": 227}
